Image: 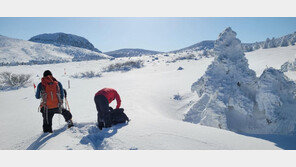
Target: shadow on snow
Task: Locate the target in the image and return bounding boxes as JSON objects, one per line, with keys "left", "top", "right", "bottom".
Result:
{"left": 26, "top": 125, "right": 68, "bottom": 150}
{"left": 239, "top": 133, "right": 296, "bottom": 150}
{"left": 79, "top": 123, "right": 128, "bottom": 150}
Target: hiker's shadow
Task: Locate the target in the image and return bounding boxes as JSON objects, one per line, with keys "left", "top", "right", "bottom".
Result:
{"left": 239, "top": 133, "right": 296, "bottom": 150}
{"left": 27, "top": 126, "right": 68, "bottom": 150}
{"left": 80, "top": 123, "right": 127, "bottom": 150}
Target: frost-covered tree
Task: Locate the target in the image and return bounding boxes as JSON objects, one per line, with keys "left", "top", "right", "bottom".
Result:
{"left": 280, "top": 37, "right": 289, "bottom": 47}
{"left": 253, "top": 42, "right": 261, "bottom": 50}
{"left": 280, "top": 59, "right": 296, "bottom": 72}
{"left": 184, "top": 27, "right": 258, "bottom": 131}
{"left": 263, "top": 38, "right": 270, "bottom": 49}
{"left": 256, "top": 68, "right": 296, "bottom": 134}
{"left": 291, "top": 34, "right": 296, "bottom": 45}
{"left": 268, "top": 37, "right": 276, "bottom": 48}
{"left": 185, "top": 27, "right": 296, "bottom": 135}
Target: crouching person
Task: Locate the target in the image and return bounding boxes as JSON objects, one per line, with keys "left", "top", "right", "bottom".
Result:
{"left": 94, "top": 88, "right": 121, "bottom": 130}
{"left": 35, "top": 70, "right": 73, "bottom": 133}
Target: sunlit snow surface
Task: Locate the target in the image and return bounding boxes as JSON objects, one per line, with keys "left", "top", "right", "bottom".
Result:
{"left": 1, "top": 38, "right": 296, "bottom": 150}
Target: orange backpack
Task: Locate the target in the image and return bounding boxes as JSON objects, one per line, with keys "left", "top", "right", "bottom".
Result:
{"left": 40, "top": 76, "right": 61, "bottom": 109}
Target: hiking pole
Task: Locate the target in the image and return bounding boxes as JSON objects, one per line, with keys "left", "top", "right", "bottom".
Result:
{"left": 63, "top": 89, "right": 70, "bottom": 112}
{"left": 65, "top": 97, "right": 71, "bottom": 113}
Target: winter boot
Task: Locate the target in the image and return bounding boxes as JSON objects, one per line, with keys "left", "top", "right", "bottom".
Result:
{"left": 67, "top": 120, "right": 74, "bottom": 128}
{"left": 43, "top": 125, "right": 53, "bottom": 133}
{"left": 98, "top": 122, "right": 104, "bottom": 130}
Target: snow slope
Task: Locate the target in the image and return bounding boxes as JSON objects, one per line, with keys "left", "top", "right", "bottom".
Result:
{"left": 0, "top": 35, "right": 110, "bottom": 66}
{"left": 246, "top": 45, "right": 296, "bottom": 76}
{"left": 1, "top": 29, "right": 296, "bottom": 149}
{"left": 1, "top": 48, "right": 296, "bottom": 149}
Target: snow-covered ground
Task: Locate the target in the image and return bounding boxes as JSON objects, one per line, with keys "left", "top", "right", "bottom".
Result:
{"left": 1, "top": 39, "right": 296, "bottom": 150}
{"left": 246, "top": 45, "right": 296, "bottom": 76}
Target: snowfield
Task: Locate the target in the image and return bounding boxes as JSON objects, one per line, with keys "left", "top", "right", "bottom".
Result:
{"left": 1, "top": 31, "right": 296, "bottom": 150}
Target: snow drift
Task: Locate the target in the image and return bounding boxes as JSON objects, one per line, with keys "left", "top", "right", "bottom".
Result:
{"left": 184, "top": 27, "right": 296, "bottom": 135}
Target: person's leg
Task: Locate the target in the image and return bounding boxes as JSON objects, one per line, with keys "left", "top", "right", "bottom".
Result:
{"left": 61, "top": 108, "right": 74, "bottom": 128}
{"left": 99, "top": 96, "right": 111, "bottom": 127}
{"left": 41, "top": 107, "right": 54, "bottom": 133}
{"left": 61, "top": 108, "right": 72, "bottom": 122}
{"left": 94, "top": 96, "right": 102, "bottom": 123}
{"left": 94, "top": 95, "right": 110, "bottom": 129}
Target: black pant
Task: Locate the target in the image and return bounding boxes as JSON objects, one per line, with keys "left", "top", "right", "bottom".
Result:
{"left": 94, "top": 95, "right": 111, "bottom": 126}
{"left": 41, "top": 107, "right": 72, "bottom": 132}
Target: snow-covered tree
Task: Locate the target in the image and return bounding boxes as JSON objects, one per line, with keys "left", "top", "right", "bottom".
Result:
{"left": 256, "top": 68, "right": 296, "bottom": 134}
{"left": 280, "top": 59, "right": 296, "bottom": 72}
{"left": 263, "top": 38, "right": 270, "bottom": 49}
{"left": 185, "top": 27, "right": 296, "bottom": 135}
{"left": 268, "top": 37, "right": 276, "bottom": 48}
{"left": 280, "top": 37, "right": 289, "bottom": 47}
{"left": 184, "top": 27, "right": 258, "bottom": 131}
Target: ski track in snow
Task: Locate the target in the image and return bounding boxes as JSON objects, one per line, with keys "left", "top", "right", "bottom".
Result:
{"left": 1, "top": 45, "right": 296, "bottom": 150}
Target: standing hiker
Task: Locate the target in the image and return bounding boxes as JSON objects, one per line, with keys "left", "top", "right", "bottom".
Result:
{"left": 35, "top": 70, "right": 73, "bottom": 133}
{"left": 94, "top": 88, "right": 121, "bottom": 130}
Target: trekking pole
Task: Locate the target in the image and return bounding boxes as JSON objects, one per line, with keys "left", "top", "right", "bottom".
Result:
{"left": 65, "top": 96, "right": 71, "bottom": 113}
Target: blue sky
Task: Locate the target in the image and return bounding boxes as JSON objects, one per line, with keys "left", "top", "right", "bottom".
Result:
{"left": 0, "top": 17, "right": 296, "bottom": 52}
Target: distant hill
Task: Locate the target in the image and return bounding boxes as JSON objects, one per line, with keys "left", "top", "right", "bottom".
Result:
{"left": 170, "top": 31, "right": 296, "bottom": 54}
{"left": 29, "top": 32, "right": 102, "bottom": 53}
{"left": 0, "top": 35, "right": 110, "bottom": 66}
{"left": 171, "top": 40, "right": 215, "bottom": 53}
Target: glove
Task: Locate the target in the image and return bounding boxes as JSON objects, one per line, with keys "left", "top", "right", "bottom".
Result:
{"left": 109, "top": 107, "right": 114, "bottom": 112}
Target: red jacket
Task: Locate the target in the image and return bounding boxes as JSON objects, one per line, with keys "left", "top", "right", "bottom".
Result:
{"left": 95, "top": 88, "right": 121, "bottom": 109}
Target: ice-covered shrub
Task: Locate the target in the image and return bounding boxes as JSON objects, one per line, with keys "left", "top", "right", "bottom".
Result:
{"left": 71, "top": 71, "right": 102, "bottom": 79}
{"left": 173, "top": 94, "right": 182, "bottom": 100}
{"left": 168, "top": 54, "right": 198, "bottom": 63}
{"left": 177, "top": 67, "right": 184, "bottom": 71}
{"left": 103, "top": 60, "right": 144, "bottom": 72}
{"left": 0, "top": 72, "right": 32, "bottom": 90}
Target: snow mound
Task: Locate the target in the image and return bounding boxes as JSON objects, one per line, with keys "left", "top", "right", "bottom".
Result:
{"left": 29, "top": 32, "right": 101, "bottom": 53}
{"left": 184, "top": 27, "right": 296, "bottom": 135}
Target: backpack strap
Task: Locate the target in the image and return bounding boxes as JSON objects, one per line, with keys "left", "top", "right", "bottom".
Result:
{"left": 39, "top": 84, "right": 47, "bottom": 109}
{"left": 55, "top": 82, "right": 63, "bottom": 113}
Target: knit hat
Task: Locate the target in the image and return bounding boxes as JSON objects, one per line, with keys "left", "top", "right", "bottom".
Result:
{"left": 43, "top": 70, "right": 52, "bottom": 77}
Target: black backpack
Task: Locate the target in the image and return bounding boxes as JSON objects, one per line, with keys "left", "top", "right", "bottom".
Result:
{"left": 109, "top": 107, "right": 129, "bottom": 125}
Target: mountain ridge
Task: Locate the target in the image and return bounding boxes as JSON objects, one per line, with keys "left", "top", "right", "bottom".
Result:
{"left": 29, "top": 32, "right": 102, "bottom": 53}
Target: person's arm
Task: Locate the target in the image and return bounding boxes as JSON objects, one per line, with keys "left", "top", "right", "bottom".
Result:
{"left": 58, "top": 82, "right": 64, "bottom": 99}
{"left": 35, "top": 83, "right": 42, "bottom": 99}
{"left": 115, "top": 91, "right": 121, "bottom": 109}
